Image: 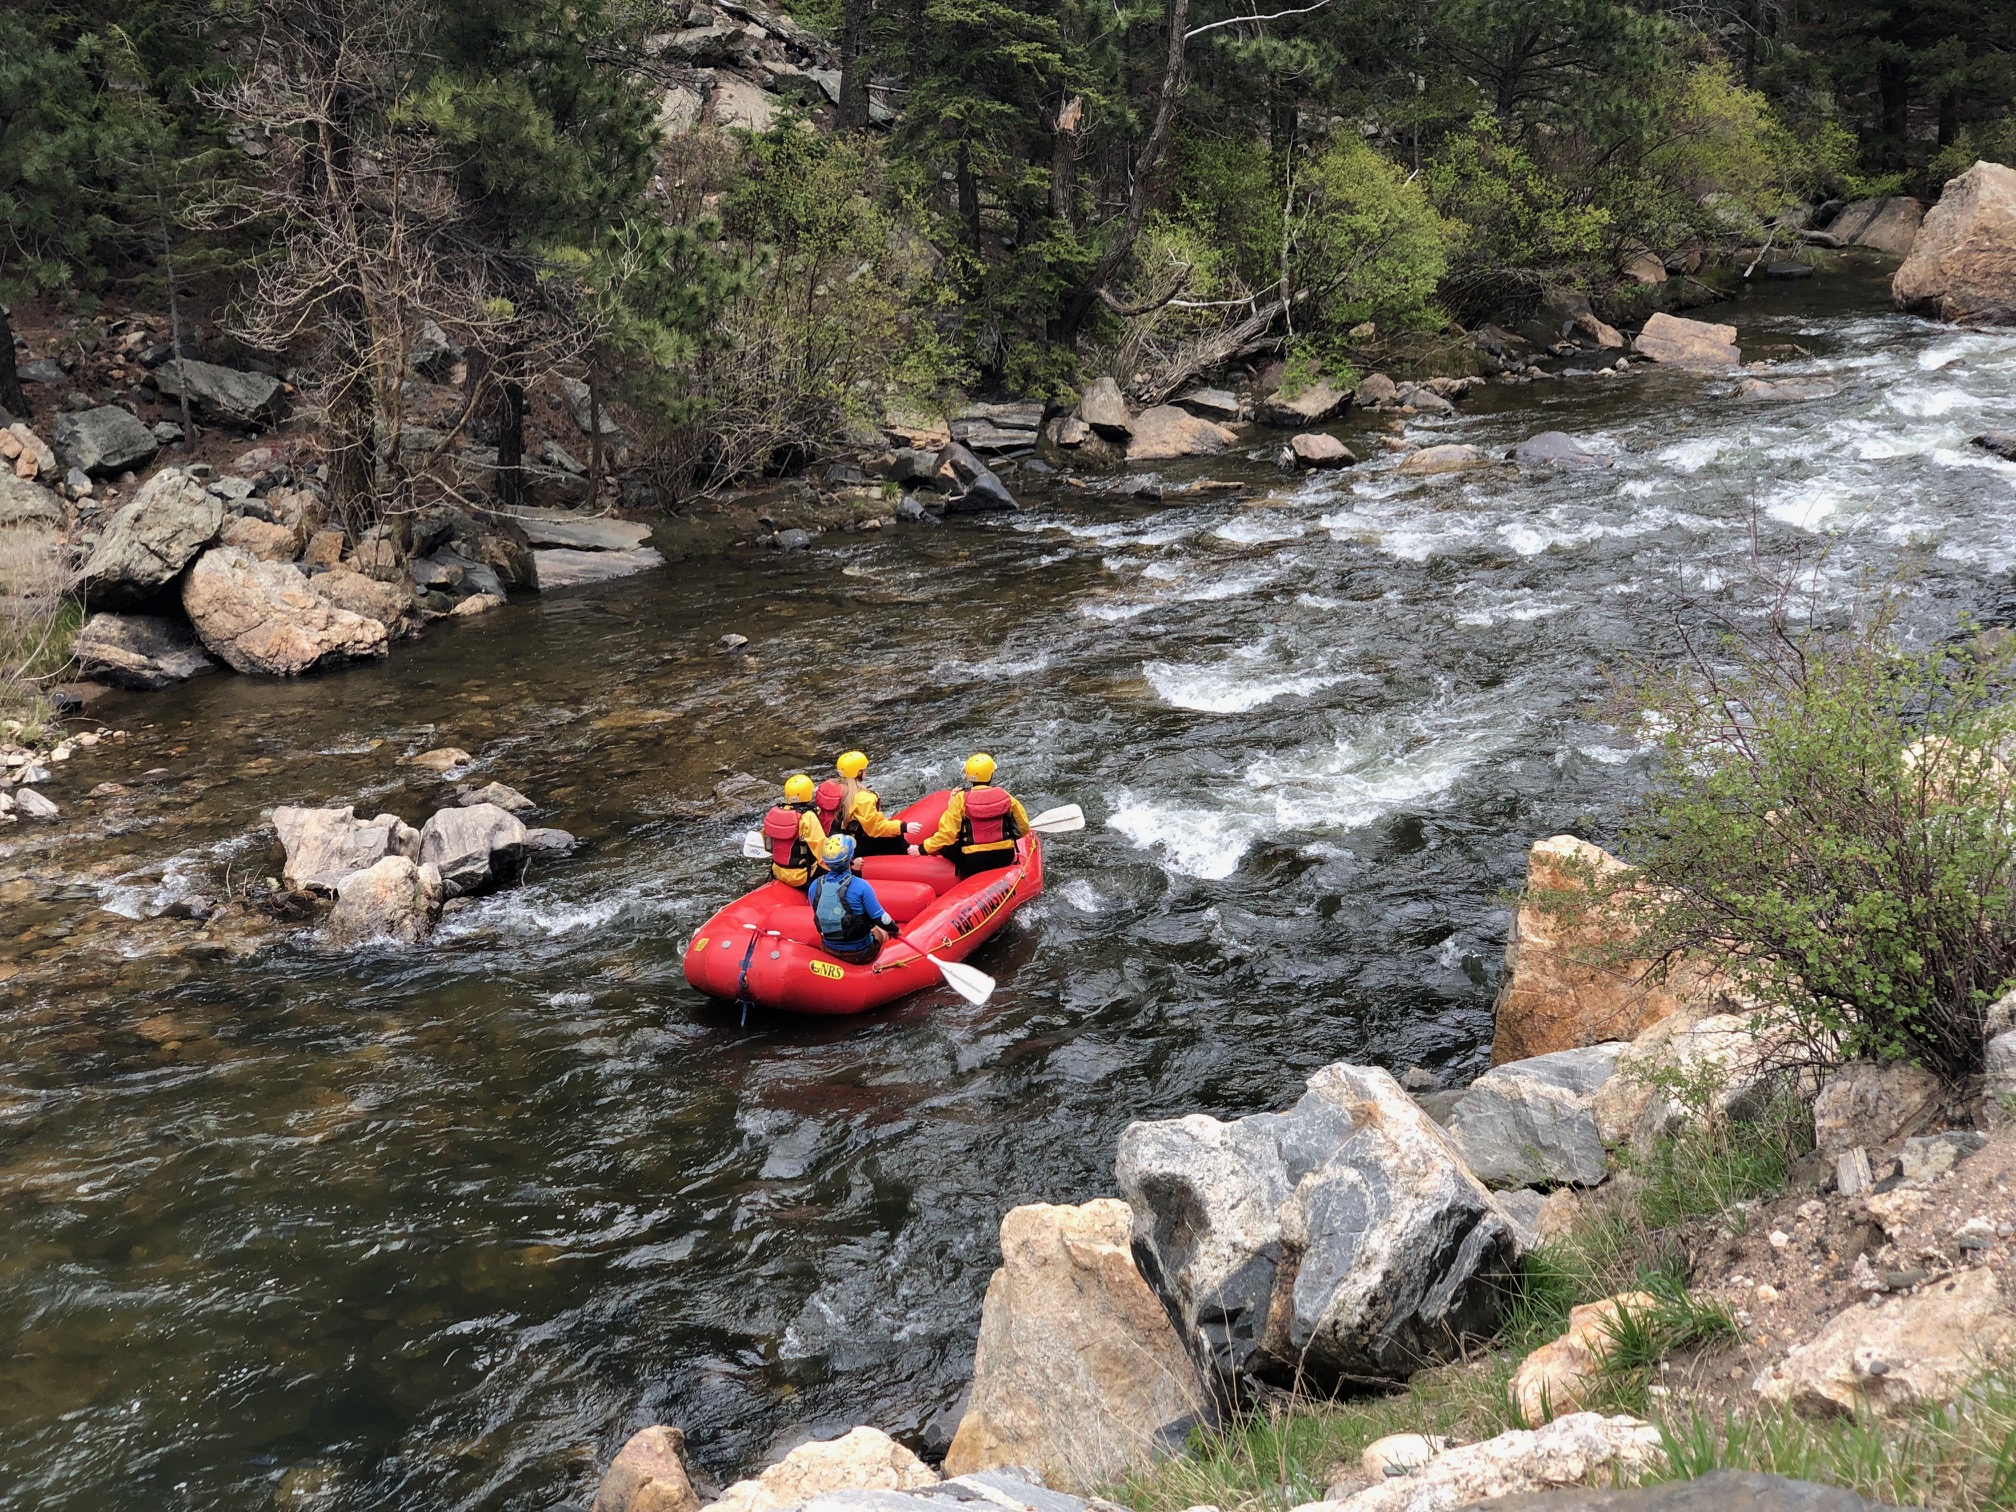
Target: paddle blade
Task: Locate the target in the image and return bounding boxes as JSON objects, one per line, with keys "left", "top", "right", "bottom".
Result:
{"left": 1028, "top": 804, "right": 1085, "bottom": 834}
{"left": 740, "top": 832, "right": 769, "bottom": 860}
{"left": 926, "top": 952, "right": 996, "bottom": 1006}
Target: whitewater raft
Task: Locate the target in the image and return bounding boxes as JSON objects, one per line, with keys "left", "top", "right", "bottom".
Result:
{"left": 682, "top": 790, "right": 1042, "bottom": 1015}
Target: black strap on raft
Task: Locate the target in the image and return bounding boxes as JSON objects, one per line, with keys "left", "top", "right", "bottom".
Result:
{"left": 735, "top": 926, "right": 760, "bottom": 1026}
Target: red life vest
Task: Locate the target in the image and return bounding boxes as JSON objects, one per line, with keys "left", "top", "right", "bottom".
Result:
{"left": 961, "top": 785, "right": 1015, "bottom": 849}
{"left": 764, "top": 806, "right": 812, "bottom": 870}
{"left": 815, "top": 779, "right": 847, "bottom": 833}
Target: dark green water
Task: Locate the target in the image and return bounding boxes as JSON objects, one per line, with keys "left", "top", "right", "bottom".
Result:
{"left": 4, "top": 263, "right": 2014, "bottom": 1510}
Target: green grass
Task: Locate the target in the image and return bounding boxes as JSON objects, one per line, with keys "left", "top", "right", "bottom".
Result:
{"left": 1623, "top": 1086, "right": 1813, "bottom": 1233}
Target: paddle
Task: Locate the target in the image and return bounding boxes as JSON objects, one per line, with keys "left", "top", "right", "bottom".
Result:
{"left": 926, "top": 952, "right": 995, "bottom": 1005}
{"left": 741, "top": 831, "right": 769, "bottom": 860}
{"left": 1027, "top": 804, "right": 1085, "bottom": 834}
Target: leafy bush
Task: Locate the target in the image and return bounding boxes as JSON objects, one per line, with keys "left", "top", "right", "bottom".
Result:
{"left": 1929, "top": 117, "right": 2016, "bottom": 190}
{"left": 1617, "top": 600, "right": 2016, "bottom": 1082}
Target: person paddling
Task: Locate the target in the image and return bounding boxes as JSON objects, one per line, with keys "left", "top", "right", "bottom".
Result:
{"left": 919, "top": 753, "right": 1030, "bottom": 877}
{"left": 817, "top": 749, "right": 912, "bottom": 857}
{"left": 810, "top": 835, "right": 899, "bottom": 963}
{"left": 762, "top": 774, "right": 827, "bottom": 890}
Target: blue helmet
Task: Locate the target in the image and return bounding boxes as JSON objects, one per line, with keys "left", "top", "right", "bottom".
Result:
{"left": 819, "top": 834, "right": 857, "bottom": 870}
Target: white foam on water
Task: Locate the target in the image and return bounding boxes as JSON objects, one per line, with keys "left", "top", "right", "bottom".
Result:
{"left": 1619, "top": 479, "right": 1660, "bottom": 499}
{"left": 1296, "top": 593, "right": 1344, "bottom": 610}
{"left": 1762, "top": 481, "right": 1840, "bottom": 532}
{"left": 1143, "top": 649, "right": 1347, "bottom": 713}
{"left": 1454, "top": 591, "right": 1568, "bottom": 627}
{"left": 1078, "top": 600, "right": 1153, "bottom": 622}
{"left": 1886, "top": 385, "right": 1977, "bottom": 419}
{"left": 1057, "top": 878, "right": 1108, "bottom": 913}
{"left": 435, "top": 888, "right": 635, "bottom": 940}
{"left": 1105, "top": 795, "right": 1264, "bottom": 882}
{"left": 1658, "top": 436, "right": 1730, "bottom": 473}
{"left": 1214, "top": 514, "right": 1306, "bottom": 545}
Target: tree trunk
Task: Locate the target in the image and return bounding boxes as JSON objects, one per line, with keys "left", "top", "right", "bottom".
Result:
{"left": 0, "top": 307, "right": 25, "bottom": 419}
{"left": 956, "top": 141, "right": 982, "bottom": 255}
{"left": 1878, "top": 56, "right": 1910, "bottom": 145}
{"left": 1938, "top": 89, "right": 1959, "bottom": 147}
{"left": 838, "top": 0, "right": 873, "bottom": 130}
{"left": 1050, "top": 94, "right": 1081, "bottom": 224}
{"left": 491, "top": 374, "right": 527, "bottom": 510}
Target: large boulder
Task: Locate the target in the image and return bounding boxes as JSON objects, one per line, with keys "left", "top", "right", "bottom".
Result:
{"left": 0, "top": 473, "right": 65, "bottom": 528}
{"left": 1446, "top": 1044, "right": 1625, "bottom": 1189}
{"left": 1125, "top": 405, "right": 1236, "bottom": 462}
{"left": 592, "top": 1425, "right": 700, "bottom": 1512}
{"left": 1490, "top": 836, "right": 1706, "bottom": 1066}
{"left": 944, "top": 1199, "right": 1214, "bottom": 1491}
{"left": 936, "top": 442, "right": 1018, "bottom": 512}
{"left": 324, "top": 856, "right": 445, "bottom": 945}
{"left": 1633, "top": 312, "right": 1740, "bottom": 369}
{"left": 272, "top": 804, "right": 421, "bottom": 892}
{"left": 1756, "top": 1266, "right": 2016, "bottom": 1417}
{"left": 510, "top": 506, "right": 652, "bottom": 551}
{"left": 1259, "top": 377, "right": 1348, "bottom": 428}
{"left": 1289, "top": 433, "right": 1355, "bottom": 469}
{"left": 309, "top": 566, "right": 416, "bottom": 638}
{"left": 1511, "top": 432, "right": 1608, "bottom": 470}
{"left": 72, "top": 612, "right": 216, "bottom": 690}
{"left": 1077, "top": 376, "right": 1133, "bottom": 437}
{"left": 220, "top": 514, "right": 301, "bottom": 562}
{"left": 154, "top": 358, "right": 286, "bottom": 427}
{"left": 1295, "top": 1412, "right": 1663, "bottom": 1512}
{"left": 182, "top": 547, "right": 389, "bottom": 674}
{"left": 1893, "top": 160, "right": 2016, "bottom": 325}
{"left": 1832, "top": 195, "right": 1925, "bottom": 256}
{"left": 1810, "top": 1061, "right": 1943, "bottom": 1158}
{"left": 1116, "top": 1063, "right": 1518, "bottom": 1396}
{"left": 77, "top": 468, "right": 223, "bottom": 607}
{"left": 1590, "top": 1011, "right": 1788, "bottom": 1150}
{"left": 52, "top": 406, "right": 159, "bottom": 476}
{"left": 1354, "top": 373, "right": 1400, "bottom": 408}
{"left": 418, "top": 801, "right": 528, "bottom": 896}
{"left": 711, "top": 1428, "right": 936, "bottom": 1512}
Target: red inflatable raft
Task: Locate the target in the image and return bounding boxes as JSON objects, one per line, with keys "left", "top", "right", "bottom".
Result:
{"left": 682, "top": 789, "right": 1043, "bottom": 1015}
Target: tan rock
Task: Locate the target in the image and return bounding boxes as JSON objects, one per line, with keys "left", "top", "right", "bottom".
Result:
{"left": 1489, "top": 836, "right": 1702, "bottom": 1066}
{"left": 310, "top": 566, "right": 416, "bottom": 638}
{"left": 182, "top": 547, "right": 388, "bottom": 676}
{"left": 407, "top": 747, "right": 473, "bottom": 773}
{"left": 1620, "top": 243, "right": 1668, "bottom": 284}
{"left": 1757, "top": 1267, "right": 2016, "bottom": 1417}
{"left": 8, "top": 424, "right": 56, "bottom": 477}
{"left": 1893, "top": 161, "right": 2016, "bottom": 325}
{"left": 1811, "top": 1061, "right": 1943, "bottom": 1157}
{"left": 324, "top": 855, "right": 444, "bottom": 945}
{"left": 1397, "top": 444, "right": 1489, "bottom": 475}
{"left": 1290, "top": 433, "right": 1355, "bottom": 469}
{"left": 1511, "top": 1293, "right": 1657, "bottom": 1425}
{"left": 301, "top": 529, "right": 346, "bottom": 568}
{"left": 451, "top": 592, "right": 505, "bottom": 617}
{"left": 1633, "top": 312, "right": 1740, "bottom": 370}
{"left": 1537, "top": 1188, "right": 1581, "bottom": 1244}
{"left": 1590, "top": 1010, "right": 1786, "bottom": 1150}
{"left": 1834, "top": 195, "right": 1925, "bottom": 256}
{"left": 710, "top": 1427, "right": 935, "bottom": 1512}
{"left": 1259, "top": 377, "right": 1349, "bottom": 427}
{"left": 1572, "top": 312, "right": 1624, "bottom": 349}
{"left": 221, "top": 514, "right": 301, "bottom": 562}
{"left": 1354, "top": 373, "right": 1399, "bottom": 408}
{"left": 1298, "top": 1413, "right": 1662, "bottom": 1512}
{"left": 346, "top": 537, "right": 401, "bottom": 580}
{"left": 592, "top": 1425, "right": 700, "bottom": 1512}
{"left": 944, "top": 1198, "right": 1212, "bottom": 1491}
{"left": 1127, "top": 406, "right": 1237, "bottom": 461}
{"left": 272, "top": 804, "right": 422, "bottom": 891}
{"left": 1359, "top": 1434, "right": 1447, "bottom": 1479}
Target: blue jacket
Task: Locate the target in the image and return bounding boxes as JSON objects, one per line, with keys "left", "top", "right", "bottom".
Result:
{"left": 810, "top": 872, "right": 890, "bottom": 944}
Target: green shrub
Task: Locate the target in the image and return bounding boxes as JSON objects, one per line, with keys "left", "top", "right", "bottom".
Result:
{"left": 1616, "top": 603, "right": 2016, "bottom": 1082}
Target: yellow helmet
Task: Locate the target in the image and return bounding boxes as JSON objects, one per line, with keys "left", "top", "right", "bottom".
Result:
{"left": 836, "top": 750, "right": 869, "bottom": 780}
{"left": 964, "top": 752, "right": 997, "bottom": 783}
{"left": 784, "top": 773, "right": 815, "bottom": 803}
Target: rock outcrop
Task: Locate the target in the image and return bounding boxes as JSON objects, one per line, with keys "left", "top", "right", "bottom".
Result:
{"left": 77, "top": 468, "right": 222, "bottom": 607}
{"left": 273, "top": 805, "right": 422, "bottom": 892}
{"left": 1078, "top": 376, "right": 1133, "bottom": 437}
{"left": 308, "top": 566, "right": 416, "bottom": 638}
{"left": 1116, "top": 1063, "right": 1517, "bottom": 1396}
{"left": 710, "top": 1427, "right": 937, "bottom": 1512}
{"left": 1810, "top": 1061, "right": 1943, "bottom": 1157}
{"left": 1293, "top": 1412, "right": 1663, "bottom": 1512}
{"left": 1490, "top": 836, "right": 1705, "bottom": 1066}
{"left": 1447, "top": 1044, "right": 1624, "bottom": 1189}
{"left": 1511, "top": 1293, "right": 1656, "bottom": 1425}
{"left": 53, "top": 406, "right": 159, "bottom": 476}
{"left": 1832, "top": 196, "right": 1925, "bottom": 256}
{"left": 943, "top": 1198, "right": 1213, "bottom": 1491}
{"left": 1892, "top": 160, "right": 2016, "bottom": 325}
{"left": 418, "top": 802, "right": 527, "bottom": 896}
{"left": 1633, "top": 312, "right": 1741, "bottom": 369}
{"left": 591, "top": 1425, "right": 700, "bottom": 1512}
{"left": 72, "top": 612, "right": 216, "bottom": 690}
{"left": 510, "top": 507, "right": 653, "bottom": 552}
{"left": 325, "top": 856, "right": 445, "bottom": 945}
{"left": 182, "top": 547, "right": 389, "bottom": 674}
{"left": 1756, "top": 1266, "right": 2016, "bottom": 1416}
{"left": 1126, "top": 406, "right": 1237, "bottom": 461}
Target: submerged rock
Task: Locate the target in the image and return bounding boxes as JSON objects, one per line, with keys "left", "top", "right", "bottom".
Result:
{"left": 1737, "top": 376, "right": 1842, "bottom": 402}
{"left": 1893, "top": 160, "right": 2016, "bottom": 325}
{"left": 1116, "top": 1062, "right": 1517, "bottom": 1396}
{"left": 1398, "top": 443, "right": 1489, "bottom": 475}
{"left": 944, "top": 1198, "right": 1213, "bottom": 1491}
{"left": 1510, "top": 431, "right": 1608, "bottom": 470}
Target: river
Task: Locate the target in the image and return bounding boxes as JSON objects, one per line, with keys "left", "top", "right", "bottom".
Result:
{"left": 3, "top": 263, "right": 2015, "bottom": 1511}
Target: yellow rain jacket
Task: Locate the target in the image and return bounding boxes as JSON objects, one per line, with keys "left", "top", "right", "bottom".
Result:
{"left": 922, "top": 786, "right": 1031, "bottom": 858}
{"left": 843, "top": 787, "right": 906, "bottom": 841}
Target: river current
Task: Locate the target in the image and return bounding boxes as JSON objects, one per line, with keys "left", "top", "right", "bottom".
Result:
{"left": 5, "top": 265, "right": 2016, "bottom": 1510}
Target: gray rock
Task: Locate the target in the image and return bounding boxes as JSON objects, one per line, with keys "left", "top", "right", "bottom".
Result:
{"left": 325, "top": 856, "right": 444, "bottom": 945}
{"left": 1175, "top": 387, "right": 1241, "bottom": 420}
{"left": 531, "top": 546, "right": 665, "bottom": 589}
{"left": 1973, "top": 430, "right": 2016, "bottom": 462}
{"left": 407, "top": 319, "right": 462, "bottom": 381}
{"left": 53, "top": 406, "right": 159, "bottom": 476}
{"left": 77, "top": 467, "right": 223, "bottom": 606}
{"left": 1446, "top": 1043, "right": 1625, "bottom": 1189}
{"left": 272, "top": 804, "right": 422, "bottom": 892}
{"left": 457, "top": 781, "right": 536, "bottom": 816}
{"left": 772, "top": 528, "right": 812, "bottom": 551}
{"left": 15, "top": 788, "right": 59, "bottom": 821}
{"left": 1495, "top": 1187, "right": 1547, "bottom": 1255}
{"left": 1737, "top": 376, "right": 1842, "bottom": 402}
{"left": 655, "top": 22, "right": 750, "bottom": 64}
{"left": 1116, "top": 1062, "right": 1517, "bottom": 1396}
{"left": 17, "top": 358, "right": 66, "bottom": 385}
{"left": 1766, "top": 262, "right": 1816, "bottom": 279}
{"left": 1811, "top": 1061, "right": 1943, "bottom": 1157}
{"left": 509, "top": 505, "right": 651, "bottom": 551}
{"left": 1511, "top": 431, "right": 1609, "bottom": 469}
{"left": 1470, "top": 1468, "right": 1912, "bottom": 1512}
{"left": 0, "top": 473, "right": 65, "bottom": 527}
{"left": 1078, "top": 376, "right": 1132, "bottom": 437}
{"left": 937, "top": 442, "right": 1017, "bottom": 512}
{"left": 560, "top": 376, "right": 624, "bottom": 437}
{"left": 153, "top": 358, "right": 285, "bottom": 427}
{"left": 419, "top": 802, "right": 528, "bottom": 896}
{"left": 1395, "top": 384, "right": 1456, "bottom": 416}
{"left": 429, "top": 549, "right": 505, "bottom": 599}
{"left": 1258, "top": 377, "right": 1348, "bottom": 427}
{"left": 887, "top": 448, "right": 944, "bottom": 486}
{"left": 72, "top": 612, "right": 216, "bottom": 690}
{"left": 1899, "top": 1130, "right": 1987, "bottom": 1185}
{"left": 523, "top": 827, "right": 577, "bottom": 855}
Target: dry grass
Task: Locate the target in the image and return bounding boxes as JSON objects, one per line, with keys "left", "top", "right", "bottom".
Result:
{"left": 0, "top": 524, "right": 80, "bottom": 741}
